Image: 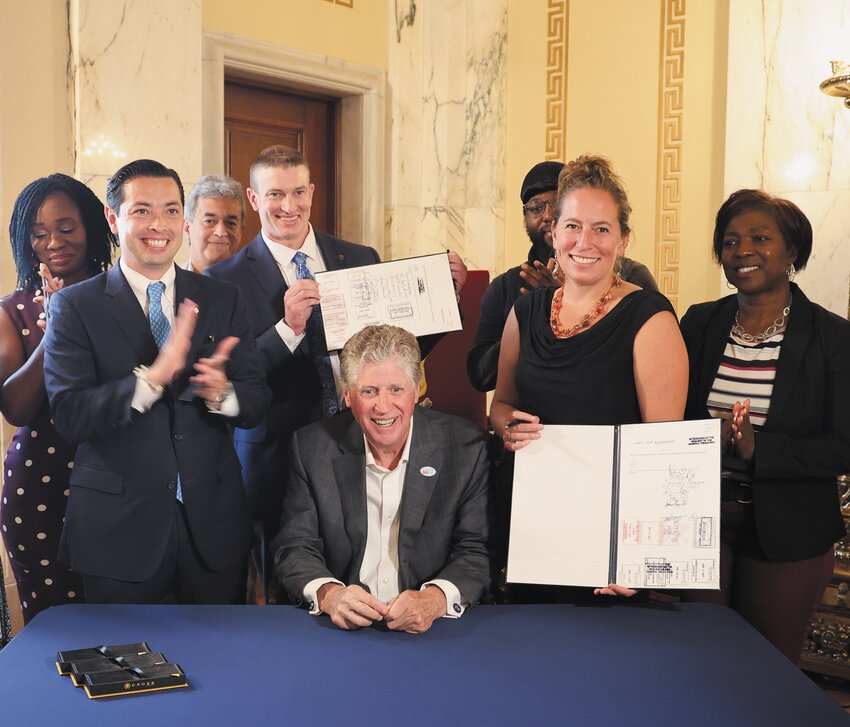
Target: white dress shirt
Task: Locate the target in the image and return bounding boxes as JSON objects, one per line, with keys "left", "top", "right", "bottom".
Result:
{"left": 262, "top": 225, "right": 344, "bottom": 406}
{"left": 303, "top": 421, "right": 464, "bottom": 619}
{"left": 120, "top": 258, "right": 237, "bottom": 416}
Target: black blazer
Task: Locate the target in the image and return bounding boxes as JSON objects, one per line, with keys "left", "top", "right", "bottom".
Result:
{"left": 43, "top": 265, "right": 271, "bottom": 581}
{"left": 680, "top": 284, "right": 849, "bottom": 561}
{"left": 272, "top": 407, "right": 494, "bottom": 607}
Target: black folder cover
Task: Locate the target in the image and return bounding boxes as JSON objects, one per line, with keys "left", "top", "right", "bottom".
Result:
{"left": 56, "top": 642, "right": 151, "bottom": 674}
{"left": 69, "top": 652, "right": 168, "bottom": 686}
{"left": 83, "top": 663, "right": 188, "bottom": 699}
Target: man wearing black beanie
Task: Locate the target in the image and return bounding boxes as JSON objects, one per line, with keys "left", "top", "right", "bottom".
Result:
{"left": 466, "top": 161, "right": 657, "bottom": 392}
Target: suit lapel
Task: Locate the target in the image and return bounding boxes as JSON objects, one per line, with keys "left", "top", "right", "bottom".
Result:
{"left": 696, "top": 297, "right": 738, "bottom": 412}
{"left": 397, "top": 410, "right": 442, "bottom": 586}
{"left": 104, "top": 265, "right": 159, "bottom": 363}
{"left": 332, "top": 418, "right": 369, "bottom": 582}
{"left": 315, "top": 231, "right": 348, "bottom": 271}
{"left": 245, "top": 235, "right": 288, "bottom": 304}
{"left": 765, "top": 285, "right": 813, "bottom": 429}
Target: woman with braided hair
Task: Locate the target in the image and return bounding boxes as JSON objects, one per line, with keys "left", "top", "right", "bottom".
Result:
{"left": 0, "top": 174, "right": 116, "bottom": 623}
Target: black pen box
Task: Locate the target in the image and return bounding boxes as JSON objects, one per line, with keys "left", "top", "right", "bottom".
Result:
{"left": 69, "top": 652, "right": 168, "bottom": 687}
{"left": 83, "top": 663, "right": 188, "bottom": 699}
{"left": 56, "top": 642, "right": 152, "bottom": 675}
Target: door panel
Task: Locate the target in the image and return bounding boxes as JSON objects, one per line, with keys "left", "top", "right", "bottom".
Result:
{"left": 224, "top": 81, "right": 338, "bottom": 249}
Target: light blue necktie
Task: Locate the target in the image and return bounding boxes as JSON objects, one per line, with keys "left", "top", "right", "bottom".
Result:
{"left": 147, "top": 282, "right": 183, "bottom": 502}
{"left": 292, "top": 252, "right": 338, "bottom": 418}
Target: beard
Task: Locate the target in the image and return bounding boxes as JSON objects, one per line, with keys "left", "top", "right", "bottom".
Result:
{"left": 525, "top": 221, "right": 554, "bottom": 263}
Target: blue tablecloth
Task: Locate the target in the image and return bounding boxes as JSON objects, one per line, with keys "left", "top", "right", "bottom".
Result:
{"left": 0, "top": 602, "right": 844, "bottom": 725}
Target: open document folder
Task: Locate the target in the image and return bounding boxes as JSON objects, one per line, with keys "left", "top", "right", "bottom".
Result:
{"left": 314, "top": 252, "right": 462, "bottom": 350}
{"left": 507, "top": 419, "right": 721, "bottom": 590}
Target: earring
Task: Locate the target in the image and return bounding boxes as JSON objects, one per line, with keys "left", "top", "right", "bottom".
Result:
{"left": 786, "top": 263, "right": 797, "bottom": 281}
{"left": 614, "top": 255, "right": 624, "bottom": 284}
{"left": 726, "top": 279, "right": 737, "bottom": 290}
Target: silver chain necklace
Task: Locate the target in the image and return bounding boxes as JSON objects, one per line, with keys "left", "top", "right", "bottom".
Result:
{"left": 732, "top": 294, "right": 793, "bottom": 343}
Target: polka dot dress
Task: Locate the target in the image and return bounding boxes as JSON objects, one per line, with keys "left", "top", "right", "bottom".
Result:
{"left": 1, "top": 288, "right": 84, "bottom": 624}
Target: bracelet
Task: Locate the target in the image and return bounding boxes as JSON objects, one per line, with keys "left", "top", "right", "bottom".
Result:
{"left": 133, "top": 365, "right": 164, "bottom": 395}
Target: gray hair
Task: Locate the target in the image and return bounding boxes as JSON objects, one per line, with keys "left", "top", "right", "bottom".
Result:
{"left": 185, "top": 174, "right": 246, "bottom": 224}
{"left": 340, "top": 325, "right": 422, "bottom": 391}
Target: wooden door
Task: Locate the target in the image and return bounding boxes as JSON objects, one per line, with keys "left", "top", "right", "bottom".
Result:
{"left": 224, "top": 81, "right": 339, "bottom": 249}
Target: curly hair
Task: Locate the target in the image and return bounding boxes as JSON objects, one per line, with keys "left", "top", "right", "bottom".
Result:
{"left": 9, "top": 173, "right": 117, "bottom": 289}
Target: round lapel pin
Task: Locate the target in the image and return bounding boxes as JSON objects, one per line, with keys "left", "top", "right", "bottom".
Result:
{"left": 420, "top": 466, "right": 437, "bottom": 477}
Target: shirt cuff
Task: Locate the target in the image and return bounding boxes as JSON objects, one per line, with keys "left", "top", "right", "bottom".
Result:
{"left": 204, "top": 383, "right": 240, "bottom": 416}
{"left": 275, "top": 318, "right": 306, "bottom": 353}
{"left": 303, "top": 577, "right": 344, "bottom": 615}
{"left": 422, "top": 579, "right": 466, "bottom": 618}
{"left": 131, "top": 376, "right": 165, "bottom": 413}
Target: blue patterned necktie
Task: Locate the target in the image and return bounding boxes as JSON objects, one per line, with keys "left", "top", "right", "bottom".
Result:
{"left": 292, "top": 251, "right": 338, "bottom": 418}
{"left": 147, "top": 281, "right": 182, "bottom": 502}
{"left": 147, "top": 282, "right": 170, "bottom": 349}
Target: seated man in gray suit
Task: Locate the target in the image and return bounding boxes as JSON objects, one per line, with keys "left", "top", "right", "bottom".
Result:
{"left": 273, "top": 325, "right": 492, "bottom": 633}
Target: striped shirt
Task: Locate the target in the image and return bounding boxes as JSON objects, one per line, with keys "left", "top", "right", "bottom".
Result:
{"left": 707, "top": 328, "right": 784, "bottom": 486}
{"left": 707, "top": 329, "right": 783, "bottom": 429}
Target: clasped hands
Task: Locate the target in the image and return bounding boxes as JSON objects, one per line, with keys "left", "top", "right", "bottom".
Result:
{"left": 518, "top": 258, "right": 563, "bottom": 295}
{"left": 318, "top": 583, "right": 447, "bottom": 634}
{"left": 722, "top": 398, "right": 754, "bottom": 462}
{"left": 145, "top": 297, "right": 238, "bottom": 408}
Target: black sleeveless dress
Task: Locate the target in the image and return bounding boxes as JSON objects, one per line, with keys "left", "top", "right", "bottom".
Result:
{"left": 498, "top": 286, "right": 676, "bottom": 603}
{"left": 514, "top": 287, "right": 675, "bottom": 426}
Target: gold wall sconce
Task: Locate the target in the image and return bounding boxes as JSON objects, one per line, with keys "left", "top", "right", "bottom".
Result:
{"left": 820, "top": 61, "right": 850, "bottom": 109}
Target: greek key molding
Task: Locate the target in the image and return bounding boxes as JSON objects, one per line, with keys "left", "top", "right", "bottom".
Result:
{"left": 654, "top": 0, "right": 685, "bottom": 308}
{"left": 545, "top": 0, "right": 568, "bottom": 161}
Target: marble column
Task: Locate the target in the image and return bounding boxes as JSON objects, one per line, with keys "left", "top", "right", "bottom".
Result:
{"left": 386, "top": 0, "right": 508, "bottom": 274}
{"left": 724, "top": 0, "right": 850, "bottom": 316}
{"left": 69, "top": 0, "right": 203, "bottom": 201}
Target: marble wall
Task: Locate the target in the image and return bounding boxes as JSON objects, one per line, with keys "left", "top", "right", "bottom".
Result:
{"left": 724, "top": 0, "right": 850, "bottom": 316}
{"left": 386, "top": 0, "right": 508, "bottom": 274}
{"left": 70, "top": 0, "right": 203, "bottom": 201}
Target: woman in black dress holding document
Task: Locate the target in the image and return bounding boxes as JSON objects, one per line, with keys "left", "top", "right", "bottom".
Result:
{"left": 490, "top": 155, "right": 688, "bottom": 599}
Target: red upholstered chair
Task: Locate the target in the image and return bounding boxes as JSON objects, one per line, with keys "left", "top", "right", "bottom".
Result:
{"left": 422, "top": 270, "right": 490, "bottom": 430}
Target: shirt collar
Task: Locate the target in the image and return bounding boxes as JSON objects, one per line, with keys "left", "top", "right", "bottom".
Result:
{"left": 119, "top": 256, "right": 177, "bottom": 300}
{"left": 261, "top": 224, "right": 319, "bottom": 268}
{"left": 363, "top": 419, "right": 414, "bottom": 473}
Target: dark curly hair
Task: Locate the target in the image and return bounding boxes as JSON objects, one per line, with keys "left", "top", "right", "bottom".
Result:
{"left": 9, "top": 173, "right": 117, "bottom": 289}
{"left": 712, "top": 189, "right": 812, "bottom": 269}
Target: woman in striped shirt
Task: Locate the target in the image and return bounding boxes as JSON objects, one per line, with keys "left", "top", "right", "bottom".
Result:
{"left": 679, "top": 189, "right": 850, "bottom": 663}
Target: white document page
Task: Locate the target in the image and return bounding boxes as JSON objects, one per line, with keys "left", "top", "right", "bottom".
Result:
{"left": 314, "top": 253, "right": 462, "bottom": 350}
{"left": 615, "top": 419, "right": 721, "bottom": 590}
{"left": 507, "top": 426, "right": 615, "bottom": 588}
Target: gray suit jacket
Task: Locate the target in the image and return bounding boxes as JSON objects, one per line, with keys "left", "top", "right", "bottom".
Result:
{"left": 272, "top": 407, "right": 494, "bottom": 607}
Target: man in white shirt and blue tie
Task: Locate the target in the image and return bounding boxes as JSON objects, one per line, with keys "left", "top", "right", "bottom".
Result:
{"left": 43, "top": 159, "right": 270, "bottom": 605}
{"left": 206, "top": 147, "right": 468, "bottom": 593}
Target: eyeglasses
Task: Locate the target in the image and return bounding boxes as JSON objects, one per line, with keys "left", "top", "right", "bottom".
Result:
{"left": 523, "top": 199, "right": 555, "bottom": 217}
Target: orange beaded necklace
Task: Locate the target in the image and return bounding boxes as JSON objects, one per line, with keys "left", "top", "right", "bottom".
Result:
{"left": 549, "top": 275, "right": 623, "bottom": 339}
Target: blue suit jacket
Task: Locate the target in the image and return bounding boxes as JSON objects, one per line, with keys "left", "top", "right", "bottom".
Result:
{"left": 43, "top": 265, "right": 271, "bottom": 581}
{"left": 206, "top": 231, "right": 381, "bottom": 529}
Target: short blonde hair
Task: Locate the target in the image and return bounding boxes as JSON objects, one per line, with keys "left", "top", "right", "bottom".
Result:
{"left": 340, "top": 325, "right": 422, "bottom": 390}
